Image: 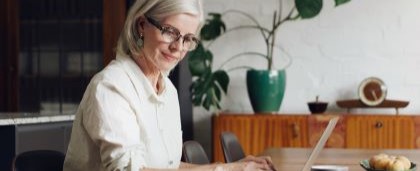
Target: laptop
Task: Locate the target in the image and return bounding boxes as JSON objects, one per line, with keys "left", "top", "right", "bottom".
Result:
{"left": 301, "top": 116, "right": 340, "bottom": 171}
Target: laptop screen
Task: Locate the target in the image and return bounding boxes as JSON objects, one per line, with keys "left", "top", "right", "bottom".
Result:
{"left": 301, "top": 116, "right": 340, "bottom": 171}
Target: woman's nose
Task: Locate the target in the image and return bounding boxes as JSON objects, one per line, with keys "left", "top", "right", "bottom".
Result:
{"left": 169, "top": 39, "right": 184, "bottom": 52}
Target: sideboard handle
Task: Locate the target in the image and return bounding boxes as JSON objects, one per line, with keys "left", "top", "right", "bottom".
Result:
{"left": 292, "top": 123, "right": 300, "bottom": 138}
{"left": 375, "top": 121, "right": 383, "bottom": 128}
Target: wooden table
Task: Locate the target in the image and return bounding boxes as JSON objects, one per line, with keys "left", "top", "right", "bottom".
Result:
{"left": 261, "top": 148, "right": 420, "bottom": 171}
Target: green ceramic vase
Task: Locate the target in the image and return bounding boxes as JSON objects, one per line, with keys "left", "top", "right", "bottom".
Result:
{"left": 246, "top": 69, "right": 286, "bottom": 113}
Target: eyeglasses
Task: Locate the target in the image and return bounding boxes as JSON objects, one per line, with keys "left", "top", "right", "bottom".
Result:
{"left": 146, "top": 16, "right": 199, "bottom": 51}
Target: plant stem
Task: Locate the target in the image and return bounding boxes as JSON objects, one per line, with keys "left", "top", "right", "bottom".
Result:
{"left": 222, "top": 10, "right": 261, "bottom": 28}
{"left": 274, "top": 6, "right": 298, "bottom": 30}
{"left": 273, "top": 43, "right": 293, "bottom": 69}
{"left": 226, "top": 66, "right": 254, "bottom": 72}
{"left": 278, "top": 0, "right": 283, "bottom": 24}
{"left": 268, "top": 11, "right": 277, "bottom": 70}
{"left": 206, "top": 4, "right": 299, "bottom": 71}
{"left": 210, "top": 89, "right": 219, "bottom": 116}
{"left": 218, "top": 52, "right": 268, "bottom": 70}
{"left": 222, "top": 10, "right": 270, "bottom": 45}
{"left": 206, "top": 25, "right": 270, "bottom": 49}
{"left": 264, "top": 4, "right": 298, "bottom": 70}
{"left": 228, "top": 25, "right": 271, "bottom": 33}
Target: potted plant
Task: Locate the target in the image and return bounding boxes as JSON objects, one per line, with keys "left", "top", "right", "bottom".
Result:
{"left": 188, "top": 0, "right": 351, "bottom": 113}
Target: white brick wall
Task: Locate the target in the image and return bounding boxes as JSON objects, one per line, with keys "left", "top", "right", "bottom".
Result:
{"left": 194, "top": 0, "right": 420, "bottom": 155}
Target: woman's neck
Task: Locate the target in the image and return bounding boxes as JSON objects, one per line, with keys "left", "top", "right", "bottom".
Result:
{"left": 133, "top": 54, "right": 162, "bottom": 94}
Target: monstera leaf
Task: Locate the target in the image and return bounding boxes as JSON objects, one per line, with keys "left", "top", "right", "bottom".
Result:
{"left": 335, "top": 0, "right": 351, "bottom": 6}
{"left": 200, "top": 13, "right": 226, "bottom": 41}
{"left": 188, "top": 43, "right": 212, "bottom": 76}
{"left": 190, "top": 70, "right": 229, "bottom": 110}
{"left": 188, "top": 42, "right": 229, "bottom": 110}
{"left": 295, "top": 0, "right": 323, "bottom": 19}
{"left": 296, "top": 0, "right": 350, "bottom": 18}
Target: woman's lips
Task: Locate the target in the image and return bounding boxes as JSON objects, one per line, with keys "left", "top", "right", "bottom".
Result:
{"left": 162, "top": 52, "right": 179, "bottom": 61}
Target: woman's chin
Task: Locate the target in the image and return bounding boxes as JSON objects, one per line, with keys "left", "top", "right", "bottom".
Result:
{"left": 158, "top": 57, "right": 180, "bottom": 70}
{"left": 159, "top": 63, "right": 178, "bottom": 73}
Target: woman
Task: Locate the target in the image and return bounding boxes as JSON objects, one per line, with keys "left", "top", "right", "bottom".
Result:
{"left": 64, "top": 0, "right": 274, "bottom": 170}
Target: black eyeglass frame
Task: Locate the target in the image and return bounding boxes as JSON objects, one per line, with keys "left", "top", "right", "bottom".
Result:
{"left": 145, "top": 16, "right": 199, "bottom": 51}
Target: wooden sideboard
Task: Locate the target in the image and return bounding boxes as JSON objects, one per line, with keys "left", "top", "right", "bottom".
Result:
{"left": 212, "top": 114, "right": 420, "bottom": 162}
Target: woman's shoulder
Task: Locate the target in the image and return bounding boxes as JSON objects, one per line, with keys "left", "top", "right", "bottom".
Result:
{"left": 86, "top": 58, "right": 134, "bottom": 93}
{"left": 93, "top": 61, "right": 128, "bottom": 84}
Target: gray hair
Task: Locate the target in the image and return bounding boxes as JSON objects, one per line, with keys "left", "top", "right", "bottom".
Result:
{"left": 116, "top": 0, "right": 204, "bottom": 58}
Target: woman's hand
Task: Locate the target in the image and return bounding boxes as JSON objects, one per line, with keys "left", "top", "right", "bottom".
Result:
{"left": 181, "top": 158, "right": 276, "bottom": 171}
{"left": 238, "top": 155, "right": 276, "bottom": 171}
{"left": 179, "top": 155, "right": 276, "bottom": 171}
{"left": 218, "top": 161, "right": 270, "bottom": 171}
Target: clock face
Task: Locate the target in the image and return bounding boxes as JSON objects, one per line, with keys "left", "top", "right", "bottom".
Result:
{"left": 358, "top": 77, "right": 387, "bottom": 106}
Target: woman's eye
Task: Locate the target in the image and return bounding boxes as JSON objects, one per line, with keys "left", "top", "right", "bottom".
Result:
{"left": 165, "top": 30, "right": 177, "bottom": 37}
{"left": 185, "top": 35, "right": 198, "bottom": 42}
{"left": 163, "top": 26, "right": 179, "bottom": 34}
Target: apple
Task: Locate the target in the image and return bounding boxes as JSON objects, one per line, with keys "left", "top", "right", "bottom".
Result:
{"left": 387, "top": 160, "right": 407, "bottom": 171}
{"left": 370, "top": 153, "right": 392, "bottom": 169}
{"left": 369, "top": 153, "right": 411, "bottom": 171}
{"left": 395, "top": 156, "right": 411, "bottom": 170}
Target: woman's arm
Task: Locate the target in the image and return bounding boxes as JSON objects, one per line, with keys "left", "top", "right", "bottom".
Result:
{"left": 239, "top": 155, "right": 276, "bottom": 171}
{"left": 140, "top": 163, "right": 218, "bottom": 171}
{"left": 178, "top": 162, "right": 200, "bottom": 169}
{"left": 140, "top": 161, "right": 272, "bottom": 171}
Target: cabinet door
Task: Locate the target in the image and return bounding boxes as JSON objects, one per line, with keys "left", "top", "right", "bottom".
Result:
{"left": 212, "top": 115, "right": 309, "bottom": 162}
{"left": 212, "top": 115, "right": 252, "bottom": 162}
{"left": 264, "top": 115, "right": 309, "bottom": 148}
{"left": 16, "top": 121, "right": 73, "bottom": 154}
{"left": 346, "top": 116, "right": 415, "bottom": 149}
{"left": 234, "top": 115, "right": 308, "bottom": 157}
{"left": 397, "top": 116, "right": 416, "bottom": 148}
{"left": 308, "top": 115, "right": 346, "bottom": 148}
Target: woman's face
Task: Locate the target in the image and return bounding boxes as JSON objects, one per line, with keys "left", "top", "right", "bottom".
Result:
{"left": 139, "top": 13, "right": 200, "bottom": 72}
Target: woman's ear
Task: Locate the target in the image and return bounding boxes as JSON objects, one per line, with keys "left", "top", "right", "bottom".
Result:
{"left": 136, "top": 16, "right": 146, "bottom": 32}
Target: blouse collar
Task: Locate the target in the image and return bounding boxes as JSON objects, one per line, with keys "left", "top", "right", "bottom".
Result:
{"left": 116, "top": 55, "right": 167, "bottom": 103}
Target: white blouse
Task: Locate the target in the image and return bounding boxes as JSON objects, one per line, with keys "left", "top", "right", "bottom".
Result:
{"left": 63, "top": 55, "right": 183, "bottom": 171}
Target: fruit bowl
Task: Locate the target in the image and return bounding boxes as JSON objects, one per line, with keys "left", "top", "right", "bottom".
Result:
{"left": 360, "top": 159, "right": 417, "bottom": 171}
{"left": 307, "top": 96, "right": 328, "bottom": 114}
{"left": 307, "top": 102, "right": 328, "bottom": 114}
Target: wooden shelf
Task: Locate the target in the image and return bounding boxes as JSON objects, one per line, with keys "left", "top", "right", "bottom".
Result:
{"left": 336, "top": 99, "right": 409, "bottom": 115}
